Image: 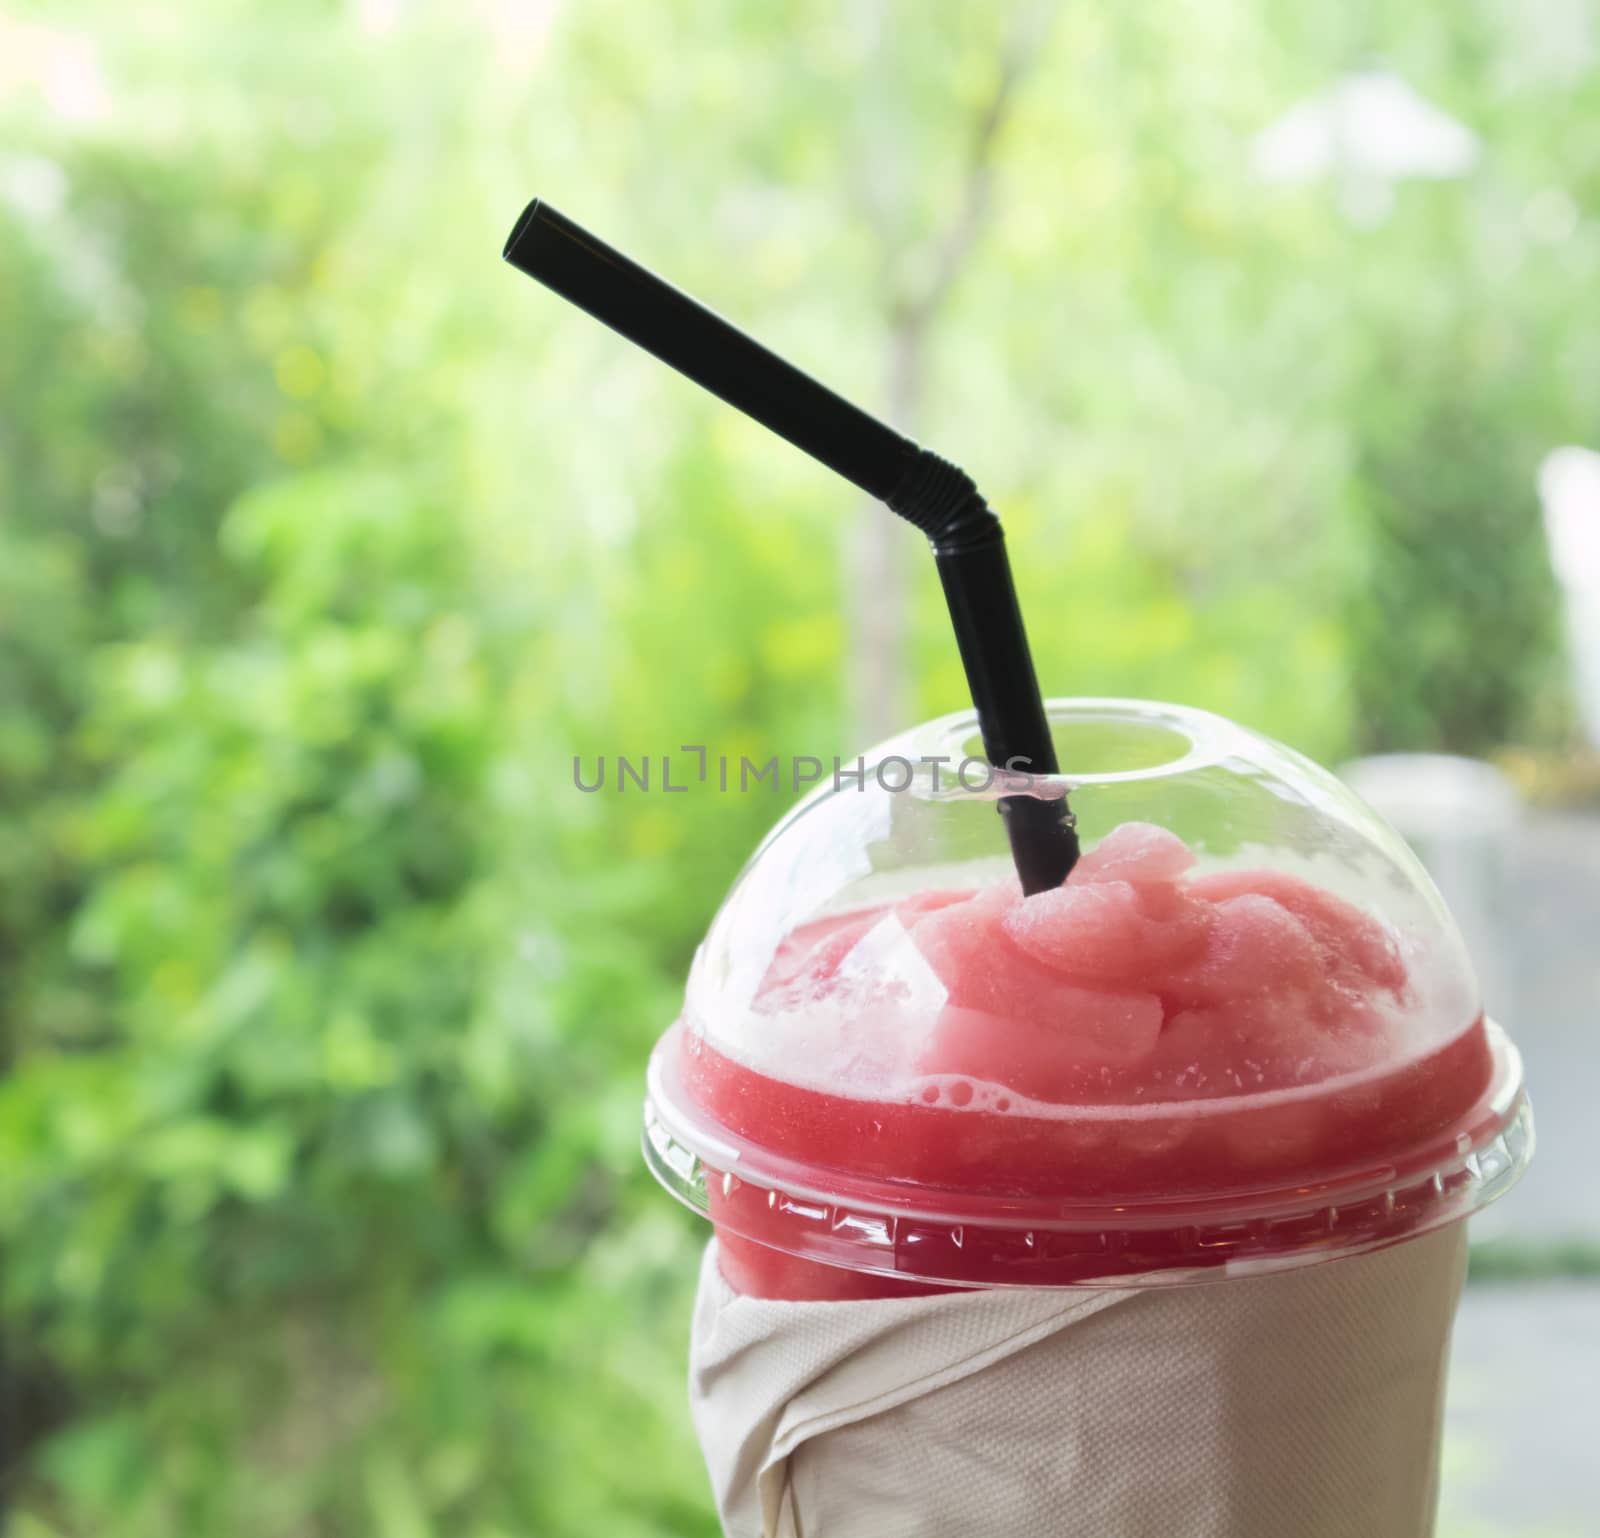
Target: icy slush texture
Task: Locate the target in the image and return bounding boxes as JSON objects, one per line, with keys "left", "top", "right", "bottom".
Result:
{"left": 742, "top": 823, "right": 1433, "bottom": 1109}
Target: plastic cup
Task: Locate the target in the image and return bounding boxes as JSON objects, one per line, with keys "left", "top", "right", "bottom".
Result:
{"left": 644, "top": 699, "right": 1531, "bottom": 1299}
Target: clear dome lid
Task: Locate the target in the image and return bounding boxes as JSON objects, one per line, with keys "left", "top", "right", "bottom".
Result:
{"left": 645, "top": 700, "right": 1531, "bottom": 1288}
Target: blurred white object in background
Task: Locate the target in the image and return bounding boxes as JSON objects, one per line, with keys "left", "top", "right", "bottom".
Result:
{"left": 1341, "top": 754, "right": 1521, "bottom": 1021}
{"left": 1538, "top": 445, "right": 1600, "bottom": 748}
{"left": 1253, "top": 69, "right": 1479, "bottom": 225}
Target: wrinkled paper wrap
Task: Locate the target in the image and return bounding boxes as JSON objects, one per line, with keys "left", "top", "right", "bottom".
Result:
{"left": 690, "top": 1224, "right": 1466, "bottom": 1538}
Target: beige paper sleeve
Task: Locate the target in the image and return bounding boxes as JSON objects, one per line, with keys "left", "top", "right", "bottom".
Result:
{"left": 689, "top": 1224, "right": 1467, "bottom": 1538}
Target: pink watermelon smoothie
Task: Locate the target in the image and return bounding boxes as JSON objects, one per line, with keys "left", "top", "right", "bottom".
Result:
{"left": 672, "top": 824, "right": 1496, "bottom": 1299}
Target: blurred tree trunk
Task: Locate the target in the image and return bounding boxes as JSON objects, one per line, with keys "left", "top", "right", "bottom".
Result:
{"left": 843, "top": 323, "right": 922, "bottom": 749}
{"left": 843, "top": 3, "right": 1051, "bottom": 747}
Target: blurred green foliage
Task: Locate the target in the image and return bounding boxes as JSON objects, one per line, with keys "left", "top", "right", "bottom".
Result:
{"left": 0, "top": 1, "right": 1595, "bottom": 1533}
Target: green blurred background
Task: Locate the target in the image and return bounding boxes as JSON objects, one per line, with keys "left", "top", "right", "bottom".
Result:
{"left": 2, "top": 2, "right": 1597, "bottom": 1534}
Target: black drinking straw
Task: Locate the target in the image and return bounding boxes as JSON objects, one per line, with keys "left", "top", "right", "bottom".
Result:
{"left": 503, "top": 199, "right": 1078, "bottom": 893}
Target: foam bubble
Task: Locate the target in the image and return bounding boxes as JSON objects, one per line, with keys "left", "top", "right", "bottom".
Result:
{"left": 909, "top": 1075, "right": 1028, "bottom": 1115}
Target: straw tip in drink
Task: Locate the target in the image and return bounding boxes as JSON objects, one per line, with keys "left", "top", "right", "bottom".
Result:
{"left": 502, "top": 197, "right": 546, "bottom": 263}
